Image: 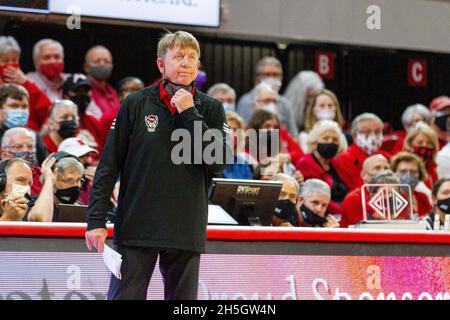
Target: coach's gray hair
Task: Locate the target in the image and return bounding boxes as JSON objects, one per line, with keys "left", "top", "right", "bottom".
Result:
{"left": 271, "top": 173, "right": 300, "bottom": 195}
{"left": 351, "top": 112, "right": 383, "bottom": 135}
{"left": 0, "top": 36, "right": 21, "bottom": 56}
{"left": 33, "top": 39, "right": 64, "bottom": 64}
{"left": 207, "top": 83, "right": 236, "bottom": 101}
{"left": 1, "top": 128, "right": 36, "bottom": 149}
{"left": 50, "top": 99, "right": 78, "bottom": 120}
{"left": 300, "top": 179, "right": 331, "bottom": 199}
{"left": 401, "top": 104, "right": 432, "bottom": 128}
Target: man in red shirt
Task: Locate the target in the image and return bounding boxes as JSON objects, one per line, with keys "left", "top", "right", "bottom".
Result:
{"left": 341, "top": 154, "right": 390, "bottom": 227}
{"left": 335, "top": 112, "right": 391, "bottom": 191}
{"left": 83, "top": 45, "right": 121, "bottom": 120}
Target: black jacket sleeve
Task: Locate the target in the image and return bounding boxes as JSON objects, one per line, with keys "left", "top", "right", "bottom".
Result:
{"left": 177, "top": 98, "right": 231, "bottom": 175}
{"left": 86, "top": 98, "right": 132, "bottom": 230}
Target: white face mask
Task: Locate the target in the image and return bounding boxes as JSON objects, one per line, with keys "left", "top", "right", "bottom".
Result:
{"left": 261, "top": 77, "right": 282, "bottom": 93}
{"left": 356, "top": 133, "right": 383, "bottom": 155}
{"left": 260, "top": 103, "right": 277, "bottom": 114}
{"left": 7, "top": 183, "right": 31, "bottom": 199}
{"left": 315, "top": 109, "right": 336, "bottom": 121}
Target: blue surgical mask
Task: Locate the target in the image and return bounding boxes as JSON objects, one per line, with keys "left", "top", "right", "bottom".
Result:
{"left": 223, "top": 103, "right": 235, "bottom": 112}
{"left": 5, "top": 109, "right": 29, "bottom": 128}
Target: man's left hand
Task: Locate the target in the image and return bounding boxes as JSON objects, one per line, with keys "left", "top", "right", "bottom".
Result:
{"left": 171, "top": 89, "right": 194, "bottom": 113}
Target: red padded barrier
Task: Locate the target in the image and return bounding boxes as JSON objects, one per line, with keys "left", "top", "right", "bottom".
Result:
{"left": 0, "top": 222, "right": 449, "bottom": 244}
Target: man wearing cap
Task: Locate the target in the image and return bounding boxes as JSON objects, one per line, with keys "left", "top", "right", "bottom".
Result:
{"left": 58, "top": 137, "right": 98, "bottom": 205}
{"left": 429, "top": 95, "right": 450, "bottom": 149}
{"left": 62, "top": 74, "right": 103, "bottom": 154}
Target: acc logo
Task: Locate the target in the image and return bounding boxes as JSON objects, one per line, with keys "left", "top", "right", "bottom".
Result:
{"left": 145, "top": 114, "right": 158, "bottom": 132}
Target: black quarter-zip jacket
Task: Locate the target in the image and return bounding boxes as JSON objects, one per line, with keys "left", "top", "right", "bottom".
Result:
{"left": 86, "top": 82, "right": 230, "bottom": 253}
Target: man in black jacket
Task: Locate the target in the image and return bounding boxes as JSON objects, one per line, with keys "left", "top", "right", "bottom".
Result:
{"left": 85, "top": 31, "right": 230, "bottom": 300}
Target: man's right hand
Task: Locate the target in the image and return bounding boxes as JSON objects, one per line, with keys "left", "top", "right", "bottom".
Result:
{"left": 0, "top": 195, "right": 28, "bottom": 221}
{"left": 85, "top": 228, "right": 108, "bottom": 253}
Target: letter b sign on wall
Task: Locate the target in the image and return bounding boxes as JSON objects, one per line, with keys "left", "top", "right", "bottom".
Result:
{"left": 408, "top": 59, "right": 427, "bottom": 87}
{"left": 315, "top": 51, "right": 335, "bottom": 80}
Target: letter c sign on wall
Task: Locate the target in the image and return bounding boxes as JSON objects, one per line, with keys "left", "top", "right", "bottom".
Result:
{"left": 408, "top": 59, "right": 427, "bottom": 87}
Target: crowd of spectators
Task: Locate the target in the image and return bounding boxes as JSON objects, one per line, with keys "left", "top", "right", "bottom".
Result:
{"left": 0, "top": 35, "right": 449, "bottom": 230}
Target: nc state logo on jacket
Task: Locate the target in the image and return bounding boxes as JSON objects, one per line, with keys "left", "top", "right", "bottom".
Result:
{"left": 145, "top": 114, "right": 158, "bottom": 132}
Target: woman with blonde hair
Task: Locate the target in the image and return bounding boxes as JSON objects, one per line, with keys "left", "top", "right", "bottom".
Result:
{"left": 295, "top": 120, "right": 348, "bottom": 217}
{"left": 403, "top": 122, "right": 439, "bottom": 188}
{"left": 299, "top": 89, "right": 346, "bottom": 151}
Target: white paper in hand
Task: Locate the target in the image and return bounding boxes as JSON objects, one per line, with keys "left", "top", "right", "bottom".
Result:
{"left": 102, "top": 244, "right": 122, "bottom": 280}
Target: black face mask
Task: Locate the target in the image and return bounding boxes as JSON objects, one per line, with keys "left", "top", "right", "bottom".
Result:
{"left": 89, "top": 65, "right": 112, "bottom": 81}
{"left": 70, "top": 94, "right": 90, "bottom": 117}
{"left": 316, "top": 143, "right": 339, "bottom": 159}
{"left": 437, "top": 197, "right": 450, "bottom": 214}
{"left": 300, "top": 204, "right": 328, "bottom": 227}
{"left": 162, "top": 79, "right": 194, "bottom": 96}
{"left": 55, "top": 186, "right": 81, "bottom": 204}
{"left": 13, "top": 151, "right": 37, "bottom": 167}
{"left": 435, "top": 113, "right": 449, "bottom": 132}
{"left": 273, "top": 199, "right": 299, "bottom": 226}
{"left": 58, "top": 120, "right": 78, "bottom": 139}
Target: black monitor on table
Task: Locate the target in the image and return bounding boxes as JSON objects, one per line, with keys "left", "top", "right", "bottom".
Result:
{"left": 209, "top": 178, "right": 283, "bottom": 226}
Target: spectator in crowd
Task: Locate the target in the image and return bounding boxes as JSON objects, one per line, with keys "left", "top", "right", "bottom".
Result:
{"left": 83, "top": 45, "right": 121, "bottom": 120}
{"left": 335, "top": 113, "right": 391, "bottom": 191}
{"left": 0, "top": 158, "right": 32, "bottom": 221}
{"left": 207, "top": 83, "right": 236, "bottom": 112}
{"left": 27, "top": 39, "right": 69, "bottom": 102}
{"left": 0, "top": 36, "right": 52, "bottom": 132}
{"left": 246, "top": 109, "right": 304, "bottom": 166}
{"left": 27, "top": 152, "right": 84, "bottom": 222}
{"left": 62, "top": 74, "right": 103, "bottom": 154}
{"left": 423, "top": 178, "right": 450, "bottom": 230}
{"left": 1, "top": 127, "right": 44, "bottom": 195}
{"left": 42, "top": 99, "right": 79, "bottom": 154}
{"left": 297, "top": 179, "right": 340, "bottom": 228}
{"left": 248, "top": 83, "right": 298, "bottom": 136}
{"left": 219, "top": 111, "right": 253, "bottom": 179}
{"left": 296, "top": 120, "right": 348, "bottom": 217}
{"left": 403, "top": 122, "right": 439, "bottom": 188}
{"left": 429, "top": 96, "right": 450, "bottom": 149}
{"left": 0, "top": 84, "right": 48, "bottom": 164}
{"left": 271, "top": 173, "right": 300, "bottom": 227}
{"left": 284, "top": 70, "right": 324, "bottom": 131}
{"left": 299, "top": 89, "right": 347, "bottom": 151}
{"left": 236, "top": 56, "right": 298, "bottom": 136}
{"left": 116, "top": 76, "right": 145, "bottom": 102}
{"left": 388, "top": 104, "right": 432, "bottom": 154}
{"left": 58, "top": 137, "right": 98, "bottom": 205}
{"left": 391, "top": 152, "right": 433, "bottom": 217}
{"left": 341, "top": 154, "right": 390, "bottom": 227}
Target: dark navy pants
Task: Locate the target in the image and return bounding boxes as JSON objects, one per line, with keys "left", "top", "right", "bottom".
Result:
{"left": 107, "top": 245, "right": 200, "bottom": 300}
